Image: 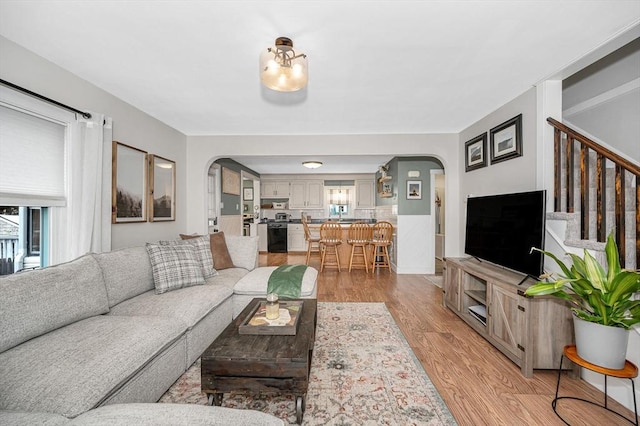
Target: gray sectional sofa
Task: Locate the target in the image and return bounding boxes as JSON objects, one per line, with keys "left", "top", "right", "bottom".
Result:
{"left": 0, "top": 235, "right": 317, "bottom": 425}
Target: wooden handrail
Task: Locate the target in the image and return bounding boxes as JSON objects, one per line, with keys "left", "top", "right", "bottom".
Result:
{"left": 547, "top": 118, "right": 640, "bottom": 175}
{"left": 547, "top": 117, "right": 639, "bottom": 269}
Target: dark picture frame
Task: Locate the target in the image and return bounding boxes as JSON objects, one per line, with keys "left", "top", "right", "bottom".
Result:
{"left": 148, "top": 154, "right": 176, "bottom": 222}
{"left": 464, "top": 133, "right": 487, "bottom": 172}
{"left": 112, "top": 141, "right": 148, "bottom": 223}
{"left": 490, "top": 114, "right": 522, "bottom": 164}
{"left": 407, "top": 180, "right": 422, "bottom": 200}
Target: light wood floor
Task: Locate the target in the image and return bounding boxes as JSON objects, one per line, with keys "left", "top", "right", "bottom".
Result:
{"left": 260, "top": 252, "right": 638, "bottom": 426}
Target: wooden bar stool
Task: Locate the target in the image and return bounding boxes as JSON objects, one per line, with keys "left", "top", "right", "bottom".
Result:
{"left": 319, "top": 221, "right": 343, "bottom": 272}
{"left": 553, "top": 344, "right": 638, "bottom": 425}
{"left": 370, "top": 221, "right": 393, "bottom": 272}
{"left": 302, "top": 218, "right": 321, "bottom": 265}
{"left": 347, "top": 222, "right": 372, "bottom": 272}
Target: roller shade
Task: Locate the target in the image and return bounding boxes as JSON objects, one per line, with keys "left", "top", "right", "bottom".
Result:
{"left": 0, "top": 104, "right": 66, "bottom": 206}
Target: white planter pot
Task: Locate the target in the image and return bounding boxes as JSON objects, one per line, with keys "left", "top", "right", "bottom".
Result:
{"left": 573, "top": 315, "right": 629, "bottom": 369}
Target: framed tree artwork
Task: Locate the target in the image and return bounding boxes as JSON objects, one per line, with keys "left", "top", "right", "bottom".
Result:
{"left": 490, "top": 114, "right": 522, "bottom": 164}
{"left": 112, "top": 141, "right": 147, "bottom": 223}
{"left": 148, "top": 154, "right": 176, "bottom": 221}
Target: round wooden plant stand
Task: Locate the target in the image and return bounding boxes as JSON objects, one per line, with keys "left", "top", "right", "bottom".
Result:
{"left": 553, "top": 345, "right": 638, "bottom": 425}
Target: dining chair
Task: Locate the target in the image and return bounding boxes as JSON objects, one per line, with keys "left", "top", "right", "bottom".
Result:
{"left": 302, "top": 217, "right": 321, "bottom": 265}
{"left": 347, "top": 222, "right": 373, "bottom": 272}
{"left": 319, "top": 221, "right": 343, "bottom": 272}
{"left": 370, "top": 221, "right": 393, "bottom": 272}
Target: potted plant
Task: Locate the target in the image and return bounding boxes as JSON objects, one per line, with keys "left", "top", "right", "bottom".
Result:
{"left": 525, "top": 231, "right": 640, "bottom": 369}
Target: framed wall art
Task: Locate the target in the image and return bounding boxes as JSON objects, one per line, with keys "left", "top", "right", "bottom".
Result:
{"left": 112, "top": 141, "right": 148, "bottom": 223}
{"left": 464, "top": 133, "right": 487, "bottom": 172}
{"left": 243, "top": 187, "right": 254, "bottom": 201}
{"left": 407, "top": 180, "right": 422, "bottom": 200}
{"left": 490, "top": 114, "right": 522, "bottom": 164}
{"left": 148, "top": 154, "right": 176, "bottom": 222}
{"left": 222, "top": 167, "right": 241, "bottom": 195}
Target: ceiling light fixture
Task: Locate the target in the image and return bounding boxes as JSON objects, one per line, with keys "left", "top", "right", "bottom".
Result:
{"left": 260, "top": 37, "right": 308, "bottom": 92}
{"left": 302, "top": 161, "right": 322, "bottom": 169}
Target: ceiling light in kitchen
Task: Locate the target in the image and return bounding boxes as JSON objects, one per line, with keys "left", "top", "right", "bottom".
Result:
{"left": 260, "top": 37, "right": 308, "bottom": 92}
{"left": 302, "top": 161, "right": 323, "bottom": 169}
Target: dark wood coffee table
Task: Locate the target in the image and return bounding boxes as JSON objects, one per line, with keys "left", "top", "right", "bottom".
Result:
{"left": 201, "top": 298, "right": 317, "bottom": 424}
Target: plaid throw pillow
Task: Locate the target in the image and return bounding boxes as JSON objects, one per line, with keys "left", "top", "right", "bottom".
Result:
{"left": 167, "top": 236, "right": 217, "bottom": 279}
{"left": 146, "top": 243, "right": 205, "bottom": 294}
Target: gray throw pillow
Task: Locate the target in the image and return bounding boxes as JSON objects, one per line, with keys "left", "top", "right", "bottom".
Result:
{"left": 146, "top": 243, "right": 205, "bottom": 294}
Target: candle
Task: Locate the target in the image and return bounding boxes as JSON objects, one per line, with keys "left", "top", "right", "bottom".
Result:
{"left": 266, "top": 293, "right": 279, "bottom": 320}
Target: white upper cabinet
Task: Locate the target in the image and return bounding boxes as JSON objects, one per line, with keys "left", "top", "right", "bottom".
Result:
{"left": 289, "top": 180, "right": 324, "bottom": 209}
{"left": 261, "top": 181, "right": 290, "bottom": 198}
{"left": 355, "top": 180, "right": 375, "bottom": 208}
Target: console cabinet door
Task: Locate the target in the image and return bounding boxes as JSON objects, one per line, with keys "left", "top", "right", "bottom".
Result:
{"left": 443, "top": 262, "right": 461, "bottom": 311}
{"left": 488, "top": 284, "right": 525, "bottom": 360}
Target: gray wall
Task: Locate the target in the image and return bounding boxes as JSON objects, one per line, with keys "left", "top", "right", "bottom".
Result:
{"left": 0, "top": 36, "right": 188, "bottom": 250}
{"left": 458, "top": 87, "right": 539, "bottom": 238}
{"left": 563, "top": 38, "right": 640, "bottom": 162}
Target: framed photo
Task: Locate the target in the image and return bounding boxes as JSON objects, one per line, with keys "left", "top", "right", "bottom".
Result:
{"left": 490, "top": 114, "right": 522, "bottom": 164}
{"left": 112, "top": 141, "right": 147, "bottom": 223}
{"left": 407, "top": 180, "right": 422, "bottom": 200}
{"left": 464, "top": 133, "right": 487, "bottom": 172}
{"left": 148, "top": 154, "right": 176, "bottom": 222}
{"left": 222, "top": 167, "right": 241, "bottom": 195}
{"left": 243, "top": 187, "right": 253, "bottom": 201}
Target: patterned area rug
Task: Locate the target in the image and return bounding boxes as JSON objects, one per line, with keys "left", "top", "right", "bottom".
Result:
{"left": 159, "top": 302, "right": 457, "bottom": 425}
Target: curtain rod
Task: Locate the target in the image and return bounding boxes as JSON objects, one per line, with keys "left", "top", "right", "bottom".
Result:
{"left": 0, "top": 78, "right": 92, "bottom": 119}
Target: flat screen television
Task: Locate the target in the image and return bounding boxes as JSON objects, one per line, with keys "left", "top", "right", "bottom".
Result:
{"left": 464, "top": 190, "right": 546, "bottom": 277}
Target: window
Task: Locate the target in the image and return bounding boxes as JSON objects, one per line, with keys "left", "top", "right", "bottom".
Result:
{"left": 28, "top": 207, "right": 41, "bottom": 256}
{"left": 1, "top": 86, "right": 75, "bottom": 268}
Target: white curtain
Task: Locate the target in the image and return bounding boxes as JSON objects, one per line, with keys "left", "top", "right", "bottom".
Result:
{"left": 56, "top": 113, "right": 112, "bottom": 262}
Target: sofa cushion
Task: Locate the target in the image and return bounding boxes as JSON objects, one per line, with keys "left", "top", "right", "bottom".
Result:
{"left": 0, "top": 410, "right": 70, "bottom": 426}
{"left": 146, "top": 243, "right": 205, "bottom": 294}
{"left": 234, "top": 266, "right": 318, "bottom": 297}
{"left": 166, "top": 236, "right": 217, "bottom": 279}
{"left": 225, "top": 235, "right": 259, "bottom": 270}
{"left": 0, "top": 316, "right": 187, "bottom": 419}
{"left": 209, "top": 232, "right": 234, "bottom": 270}
{"left": 206, "top": 267, "right": 250, "bottom": 290}
{"left": 0, "top": 254, "right": 109, "bottom": 353}
{"left": 69, "top": 403, "right": 285, "bottom": 426}
{"left": 108, "top": 284, "right": 233, "bottom": 328}
{"left": 93, "top": 246, "right": 155, "bottom": 307}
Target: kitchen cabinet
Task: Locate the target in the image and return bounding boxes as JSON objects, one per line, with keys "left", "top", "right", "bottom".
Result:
{"left": 261, "top": 181, "right": 290, "bottom": 198}
{"left": 289, "top": 180, "right": 324, "bottom": 209}
{"left": 355, "top": 180, "right": 375, "bottom": 208}
{"left": 257, "top": 223, "right": 268, "bottom": 252}
{"left": 443, "top": 257, "right": 573, "bottom": 377}
{"left": 287, "top": 224, "right": 306, "bottom": 252}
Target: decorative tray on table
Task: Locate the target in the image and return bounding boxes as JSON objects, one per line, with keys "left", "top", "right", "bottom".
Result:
{"left": 238, "top": 300, "right": 304, "bottom": 336}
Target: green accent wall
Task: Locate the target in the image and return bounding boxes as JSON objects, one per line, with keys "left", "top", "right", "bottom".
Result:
{"left": 215, "top": 158, "right": 260, "bottom": 216}
{"left": 374, "top": 156, "right": 443, "bottom": 214}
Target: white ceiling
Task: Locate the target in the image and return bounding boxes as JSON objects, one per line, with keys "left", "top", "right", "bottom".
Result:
{"left": 1, "top": 1, "right": 639, "bottom": 174}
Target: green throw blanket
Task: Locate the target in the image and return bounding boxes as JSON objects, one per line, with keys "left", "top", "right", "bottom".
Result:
{"left": 267, "top": 264, "right": 307, "bottom": 299}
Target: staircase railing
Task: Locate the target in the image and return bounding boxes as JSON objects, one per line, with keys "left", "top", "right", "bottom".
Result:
{"left": 547, "top": 117, "right": 639, "bottom": 269}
